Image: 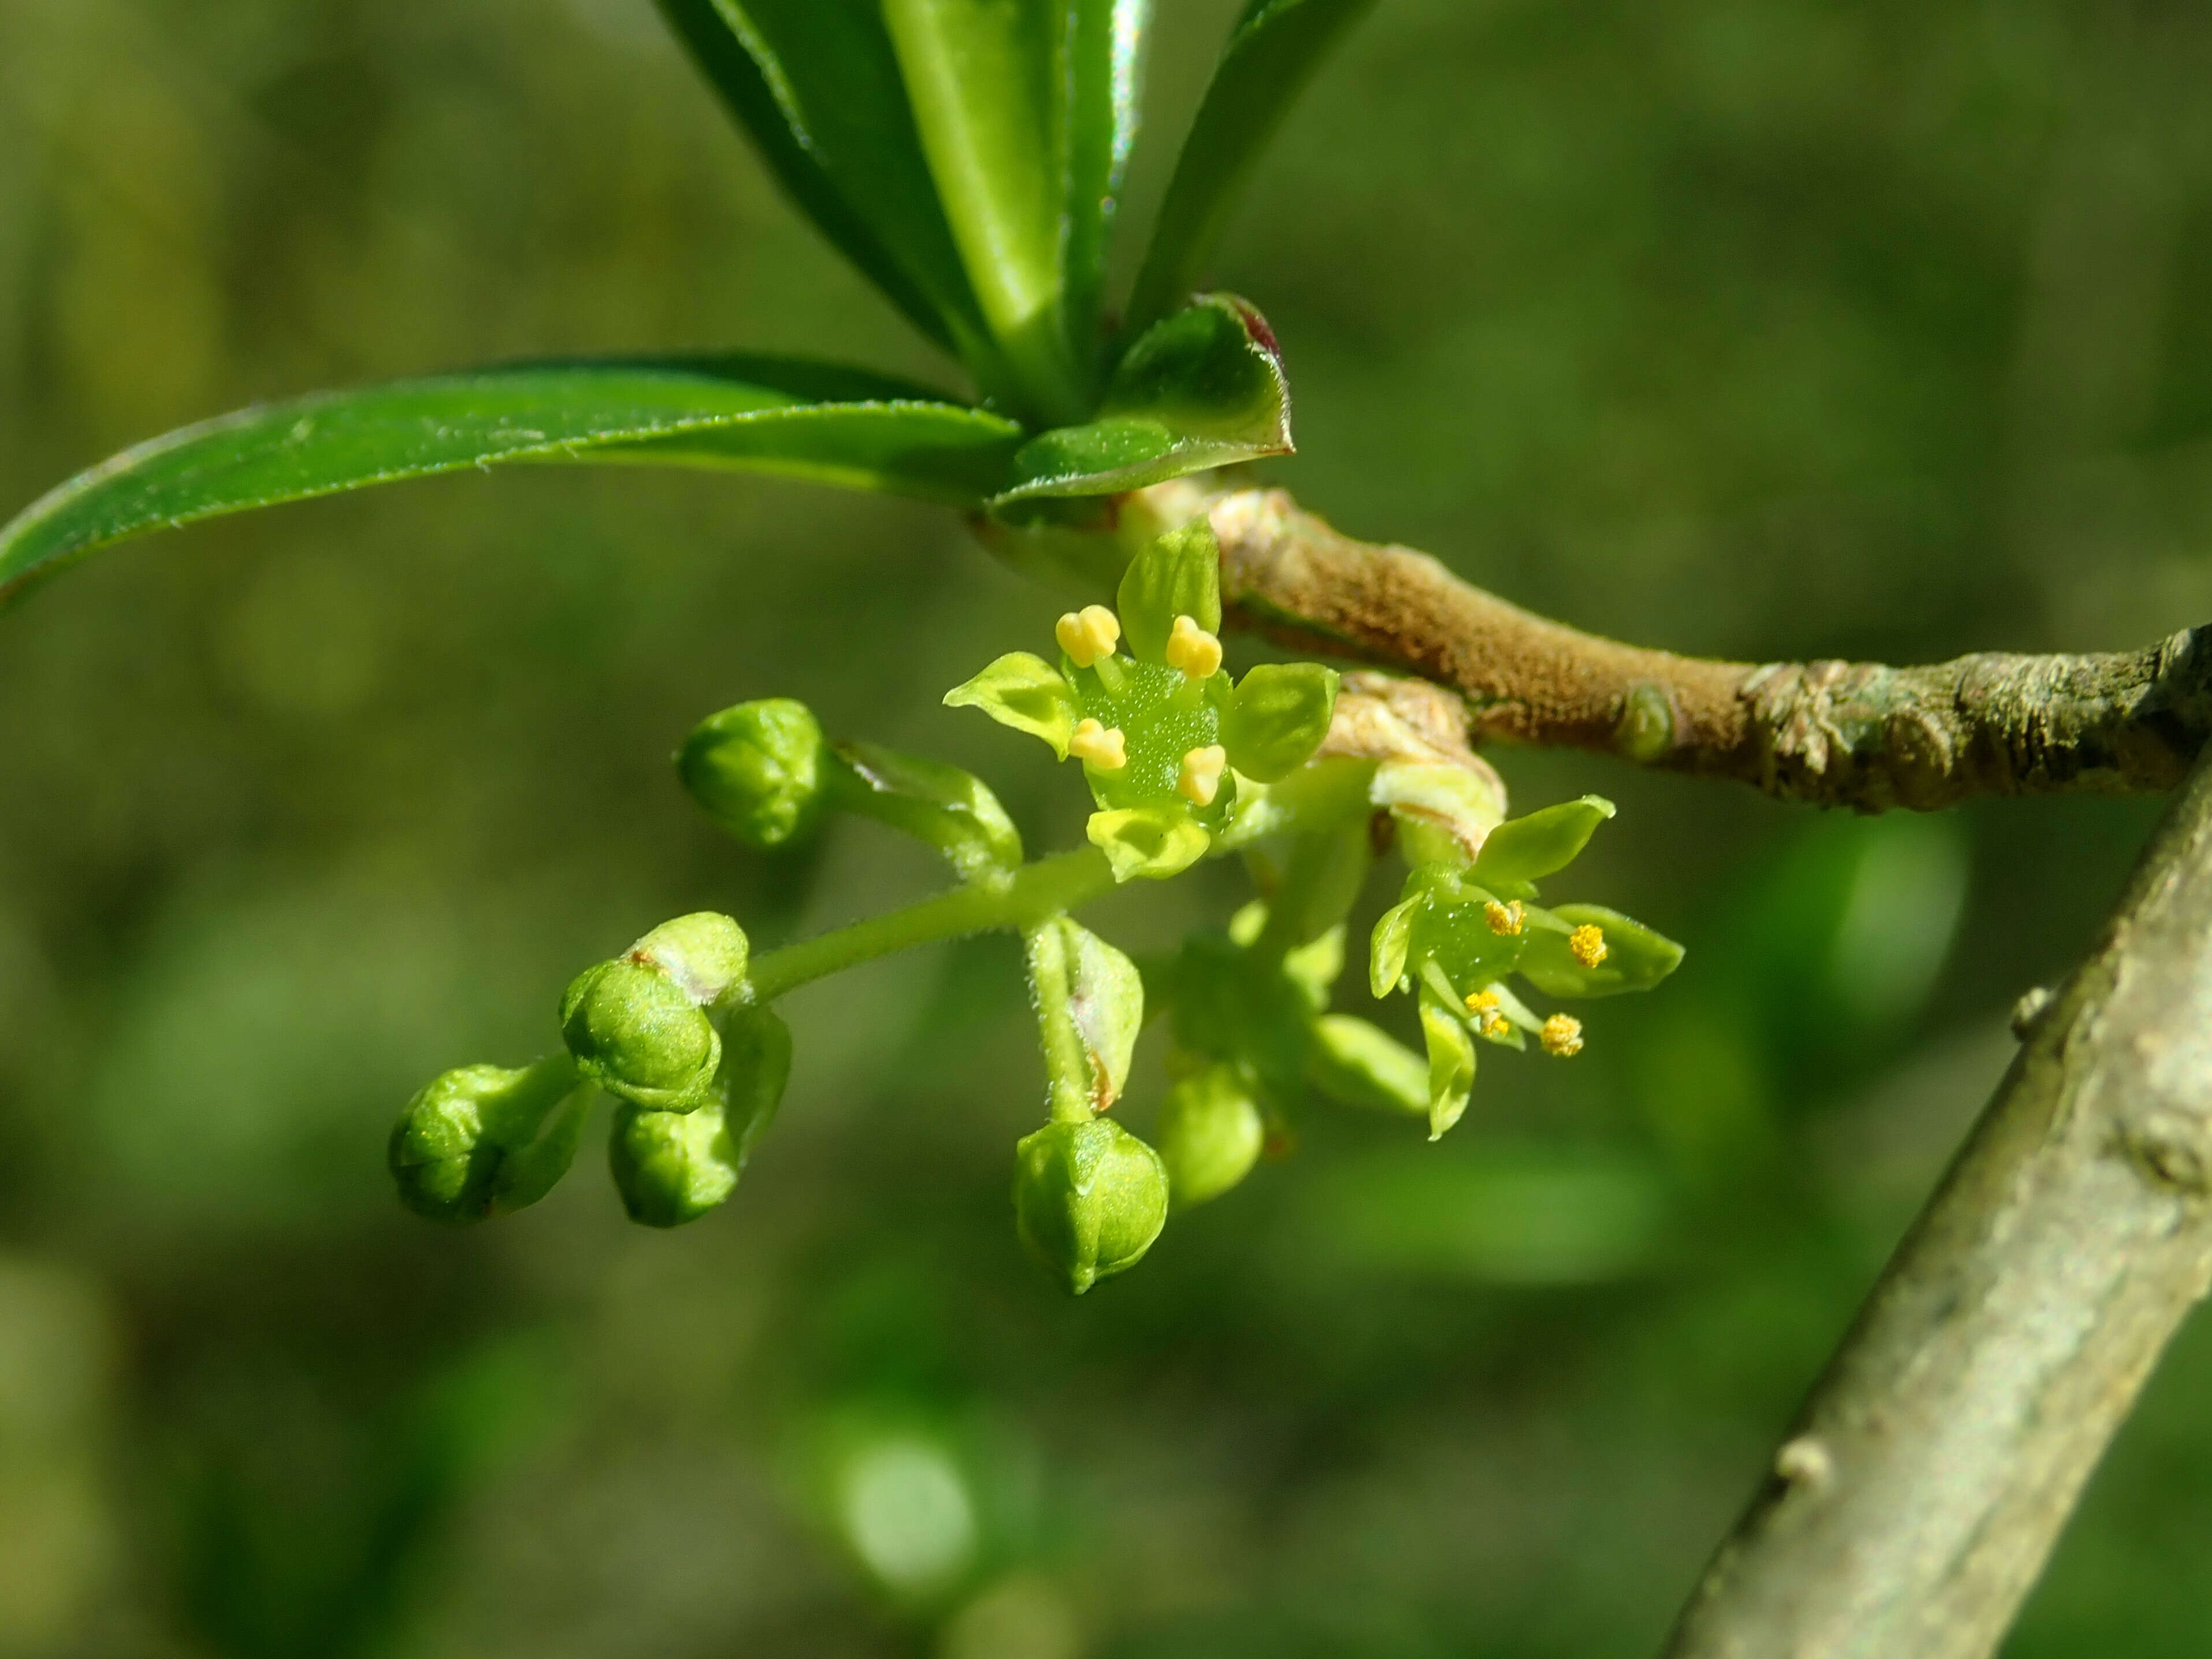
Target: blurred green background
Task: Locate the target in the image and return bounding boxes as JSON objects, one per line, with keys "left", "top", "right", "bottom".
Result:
{"left": 3, "top": 0, "right": 2211, "bottom": 1653}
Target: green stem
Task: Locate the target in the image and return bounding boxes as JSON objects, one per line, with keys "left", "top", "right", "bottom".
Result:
{"left": 1023, "top": 922, "right": 1096, "bottom": 1125}
{"left": 743, "top": 848, "right": 1116, "bottom": 1005}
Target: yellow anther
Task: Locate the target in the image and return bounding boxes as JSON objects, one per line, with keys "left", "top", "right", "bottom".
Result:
{"left": 1479, "top": 1011, "right": 1511, "bottom": 1040}
{"left": 1068, "top": 718, "right": 1127, "bottom": 770}
{"left": 1569, "top": 923, "right": 1608, "bottom": 968}
{"left": 1464, "top": 987, "right": 1500, "bottom": 1014}
{"left": 1178, "top": 744, "right": 1228, "bottom": 807}
{"left": 1055, "top": 604, "right": 1122, "bottom": 668}
{"left": 1484, "top": 900, "right": 1526, "bottom": 937}
{"left": 1540, "top": 1014, "right": 1584, "bottom": 1057}
{"left": 1165, "top": 614, "right": 1224, "bottom": 679}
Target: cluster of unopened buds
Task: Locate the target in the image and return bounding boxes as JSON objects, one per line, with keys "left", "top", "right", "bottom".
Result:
{"left": 388, "top": 518, "right": 1683, "bottom": 1293}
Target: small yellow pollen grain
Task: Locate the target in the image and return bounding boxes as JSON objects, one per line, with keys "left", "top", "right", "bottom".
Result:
{"left": 1055, "top": 604, "right": 1122, "bottom": 668}
{"left": 1164, "top": 613, "right": 1224, "bottom": 679}
{"left": 1178, "top": 744, "right": 1228, "bottom": 807}
{"left": 1464, "top": 987, "right": 1500, "bottom": 1014}
{"left": 1068, "top": 718, "right": 1127, "bottom": 770}
{"left": 1569, "top": 923, "right": 1609, "bottom": 968}
{"left": 1485, "top": 900, "right": 1526, "bottom": 937}
{"left": 1540, "top": 1014, "right": 1584, "bottom": 1057}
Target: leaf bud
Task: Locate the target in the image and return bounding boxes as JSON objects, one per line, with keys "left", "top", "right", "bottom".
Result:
{"left": 388, "top": 1056, "right": 589, "bottom": 1224}
{"left": 608, "top": 1007, "right": 791, "bottom": 1227}
{"left": 561, "top": 959, "right": 722, "bottom": 1113}
{"left": 1156, "top": 1066, "right": 1264, "bottom": 1208}
{"left": 1012, "top": 1119, "right": 1169, "bottom": 1294}
{"left": 679, "top": 698, "right": 831, "bottom": 850}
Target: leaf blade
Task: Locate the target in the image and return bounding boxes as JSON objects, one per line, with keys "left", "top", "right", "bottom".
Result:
{"left": 1127, "top": 0, "right": 1379, "bottom": 332}
{"left": 0, "top": 355, "right": 1023, "bottom": 609}
{"left": 992, "top": 294, "right": 1291, "bottom": 505}
{"left": 653, "top": 0, "right": 1005, "bottom": 387}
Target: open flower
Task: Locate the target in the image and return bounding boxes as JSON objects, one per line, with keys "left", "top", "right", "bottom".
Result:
{"left": 945, "top": 517, "right": 1338, "bottom": 881}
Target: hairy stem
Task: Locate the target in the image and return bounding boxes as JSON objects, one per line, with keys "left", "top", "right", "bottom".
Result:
{"left": 743, "top": 848, "right": 1115, "bottom": 1004}
{"left": 1661, "top": 748, "right": 2212, "bottom": 1657}
{"left": 1154, "top": 483, "right": 2212, "bottom": 811}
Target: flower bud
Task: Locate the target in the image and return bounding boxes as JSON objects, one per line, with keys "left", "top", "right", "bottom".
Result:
{"left": 1156, "top": 1066, "right": 1264, "bottom": 1208}
{"left": 560, "top": 959, "right": 721, "bottom": 1113}
{"left": 1012, "top": 1119, "right": 1169, "bottom": 1294}
{"left": 678, "top": 698, "right": 831, "bottom": 850}
{"left": 608, "top": 1006, "right": 790, "bottom": 1227}
{"left": 388, "top": 1056, "right": 588, "bottom": 1224}
{"left": 628, "top": 911, "right": 749, "bottom": 1007}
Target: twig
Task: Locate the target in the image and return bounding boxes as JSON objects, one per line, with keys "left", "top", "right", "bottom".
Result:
{"left": 1182, "top": 484, "right": 2212, "bottom": 811}
{"left": 1658, "top": 747, "right": 2212, "bottom": 1658}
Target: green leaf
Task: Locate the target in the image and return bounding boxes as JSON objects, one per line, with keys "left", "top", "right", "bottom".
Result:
{"left": 1116, "top": 514, "right": 1223, "bottom": 660}
{"left": 1127, "top": 0, "right": 1380, "bottom": 332}
{"left": 1418, "top": 986, "right": 1475, "bottom": 1142}
{"left": 882, "top": 0, "right": 1148, "bottom": 423}
{"left": 1223, "top": 662, "right": 1339, "bottom": 782}
{"left": 1471, "top": 796, "right": 1617, "bottom": 889}
{"left": 830, "top": 740, "right": 1025, "bottom": 882}
{"left": 1517, "top": 904, "right": 1687, "bottom": 1000}
{"left": 1055, "top": 918, "right": 1145, "bottom": 1109}
{"left": 992, "top": 295, "right": 1292, "bottom": 504}
{"left": 0, "top": 356, "right": 1025, "bottom": 610}
{"left": 1305, "top": 1014, "right": 1427, "bottom": 1116}
{"left": 1087, "top": 804, "right": 1211, "bottom": 882}
{"left": 652, "top": 0, "right": 1003, "bottom": 384}
{"left": 942, "top": 652, "right": 1078, "bottom": 758}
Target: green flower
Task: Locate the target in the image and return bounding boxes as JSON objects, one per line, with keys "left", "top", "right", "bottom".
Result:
{"left": 1367, "top": 796, "right": 1685, "bottom": 1134}
{"left": 946, "top": 518, "right": 1338, "bottom": 882}
{"left": 1156, "top": 1064, "right": 1265, "bottom": 1208}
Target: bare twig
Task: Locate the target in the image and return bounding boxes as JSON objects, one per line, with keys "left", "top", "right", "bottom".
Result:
{"left": 1179, "top": 484, "right": 2212, "bottom": 811}
{"left": 1659, "top": 748, "right": 2212, "bottom": 1658}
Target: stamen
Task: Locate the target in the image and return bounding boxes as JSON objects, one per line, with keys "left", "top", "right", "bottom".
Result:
{"left": 1055, "top": 604, "right": 1122, "bottom": 668}
{"left": 1464, "top": 987, "right": 1500, "bottom": 1014}
{"left": 1069, "top": 718, "right": 1128, "bottom": 770}
{"left": 1484, "top": 900, "right": 1526, "bottom": 937}
{"left": 1540, "top": 1014, "right": 1583, "bottom": 1057}
{"left": 1478, "top": 1011, "right": 1510, "bottom": 1040}
{"left": 1178, "top": 744, "right": 1228, "bottom": 806}
{"left": 1164, "top": 614, "right": 1224, "bottom": 679}
{"left": 1569, "top": 923, "right": 1608, "bottom": 968}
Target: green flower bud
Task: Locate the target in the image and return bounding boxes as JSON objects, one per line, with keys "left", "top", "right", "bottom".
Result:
{"left": 388, "top": 1056, "right": 589, "bottom": 1224}
{"left": 1156, "top": 1066, "right": 1264, "bottom": 1208}
{"left": 608, "top": 1007, "right": 790, "bottom": 1227}
{"left": 679, "top": 698, "right": 831, "bottom": 850}
{"left": 629, "top": 912, "right": 749, "bottom": 1007}
{"left": 1012, "top": 1119, "right": 1169, "bottom": 1294}
{"left": 561, "top": 959, "right": 722, "bottom": 1112}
